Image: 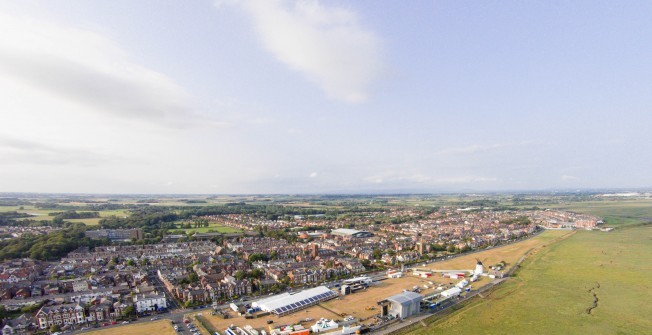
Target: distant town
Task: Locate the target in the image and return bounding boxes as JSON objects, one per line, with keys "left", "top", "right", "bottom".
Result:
{"left": 0, "top": 193, "right": 611, "bottom": 335}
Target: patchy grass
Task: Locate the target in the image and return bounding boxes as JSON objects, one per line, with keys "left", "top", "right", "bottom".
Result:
{"left": 84, "top": 320, "right": 176, "bottom": 335}
{"left": 404, "top": 226, "right": 652, "bottom": 335}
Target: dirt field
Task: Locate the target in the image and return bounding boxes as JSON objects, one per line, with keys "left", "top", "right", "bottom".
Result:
{"left": 84, "top": 320, "right": 176, "bottom": 335}
{"left": 195, "top": 306, "right": 340, "bottom": 334}
{"left": 425, "top": 229, "right": 573, "bottom": 287}
{"left": 199, "top": 276, "right": 450, "bottom": 333}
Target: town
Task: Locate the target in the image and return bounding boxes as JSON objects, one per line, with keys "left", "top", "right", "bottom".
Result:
{"left": 0, "top": 196, "right": 601, "bottom": 335}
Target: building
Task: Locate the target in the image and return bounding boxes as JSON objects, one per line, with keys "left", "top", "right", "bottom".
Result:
{"left": 330, "top": 229, "right": 374, "bottom": 239}
{"left": 252, "top": 286, "right": 338, "bottom": 317}
{"left": 35, "top": 303, "right": 85, "bottom": 329}
{"left": 85, "top": 229, "right": 143, "bottom": 241}
{"left": 1, "top": 314, "right": 33, "bottom": 335}
{"left": 133, "top": 293, "right": 167, "bottom": 313}
{"left": 378, "top": 291, "right": 422, "bottom": 319}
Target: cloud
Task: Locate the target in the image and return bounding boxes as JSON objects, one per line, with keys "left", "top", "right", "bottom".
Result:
{"left": 435, "top": 144, "right": 506, "bottom": 155}
{"left": 561, "top": 174, "right": 579, "bottom": 181}
{"left": 0, "top": 136, "right": 113, "bottom": 166}
{"left": 364, "top": 172, "right": 497, "bottom": 186}
{"left": 0, "top": 12, "right": 221, "bottom": 128}
{"left": 219, "top": 0, "right": 383, "bottom": 102}
{"left": 309, "top": 172, "right": 318, "bottom": 178}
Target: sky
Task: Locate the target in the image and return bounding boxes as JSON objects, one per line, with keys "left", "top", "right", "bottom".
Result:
{"left": 1, "top": 0, "right": 651, "bottom": 194}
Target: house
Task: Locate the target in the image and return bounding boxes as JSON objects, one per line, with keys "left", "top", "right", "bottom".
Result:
{"left": 133, "top": 293, "right": 167, "bottom": 313}
{"left": 35, "top": 303, "right": 85, "bottom": 329}
{"left": 1, "top": 314, "right": 34, "bottom": 335}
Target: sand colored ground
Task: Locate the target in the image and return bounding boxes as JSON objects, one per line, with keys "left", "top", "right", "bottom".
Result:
{"left": 84, "top": 320, "right": 176, "bottom": 335}
{"left": 426, "top": 229, "right": 573, "bottom": 287}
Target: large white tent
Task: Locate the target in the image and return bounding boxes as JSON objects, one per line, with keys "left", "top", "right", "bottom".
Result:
{"left": 252, "top": 286, "right": 337, "bottom": 316}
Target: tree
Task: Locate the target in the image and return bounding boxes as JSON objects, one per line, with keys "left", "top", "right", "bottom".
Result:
{"left": 372, "top": 248, "right": 383, "bottom": 260}
{"left": 126, "top": 259, "right": 136, "bottom": 266}
{"left": 188, "top": 272, "right": 199, "bottom": 283}
{"left": 50, "top": 325, "right": 62, "bottom": 333}
{"left": 234, "top": 270, "right": 246, "bottom": 280}
{"left": 251, "top": 268, "right": 265, "bottom": 279}
{"left": 123, "top": 305, "right": 135, "bottom": 317}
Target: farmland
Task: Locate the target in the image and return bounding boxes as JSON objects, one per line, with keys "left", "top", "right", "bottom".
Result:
{"left": 0, "top": 205, "right": 129, "bottom": 226}
{"left": 403, "top": 226, "right": 652, "bottom": 335}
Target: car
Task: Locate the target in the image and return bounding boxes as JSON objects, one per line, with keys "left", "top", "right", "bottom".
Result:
{"left": 184, "top": 319, "right": 190, "bottom": 324}
{"left": 122, "top": 321, "right": 130, "bottom": 324}
{"left": 151, "top": 317, "right": 159, "bottom": 321}
{"left": 111, "top": 321, "right": 118, "bottom": 325}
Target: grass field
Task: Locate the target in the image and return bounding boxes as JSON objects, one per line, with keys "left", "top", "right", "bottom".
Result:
{"left": 404, "top": 226, "right": 652, "bottom": 335}
{"left": 0, "top": 205, "right": 129, "bottom": 226}
{"left": 548, "top": 199, "right": 652, "bottom": 227}
{"left": 172, "top": 224, "right": 242, "bottom": 234}
{"left": 84, "top": 320, "right": 176, "bottom": 335}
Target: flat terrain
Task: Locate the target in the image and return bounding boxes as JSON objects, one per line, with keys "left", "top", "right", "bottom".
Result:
{"left": 198, "top": 230, "right": 569, "bottom": 333}
{"left": 405, "top": 226, "right": 652, "bottom": 335}
{"left": 172, "top": 224, "right": 242, "bottom": 234}
{"left": 548, "top": 198, "right": 652, "bottom": 227}
{"left": 84, "top": 320, "right": 176, "bottom": 335}
{"left": 0, "top": 205, "right": 129, "bottom": 226}
{"left": 424, "top": 230, "right": 572, "bottom": 288}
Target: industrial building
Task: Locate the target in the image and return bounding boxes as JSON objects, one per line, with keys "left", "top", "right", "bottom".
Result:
{"left": 85, "top": 228, "right": 143, "bottom": 241}
{"left": 330, "top": 228, "right": 374, "bottom": 238}
{"left": 378, "top": 291, "right": 422, "bottom": 319}
{"left": 252, "top": 286, "right": 337, "bottom": 317}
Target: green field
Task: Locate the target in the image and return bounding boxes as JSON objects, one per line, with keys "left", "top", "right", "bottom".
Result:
{"left": 0, "top": 205, "right": 129, "bottom": 226}
{"left": 404, "top": 226, "right": 652, "bottom": 335}
{"left": 172, "top": 224, "right": 242, "bottom": 234}
{"left": 548, "top": 199, "right": 652, "bottom": 227}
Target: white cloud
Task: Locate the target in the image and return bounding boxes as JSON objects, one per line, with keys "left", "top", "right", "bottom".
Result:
{"left": 309, "top": 172, "right": 318, "bottom": 178}
{"left": 561, "top": 174, "right": 579, "bottom": 181}
{"left": 364, "top": 172, "right": 497, "bottom": 186}
{"left": 219, "top": 0, "right": 383, "bottom": 102}
{"left": 435, "top": 144, "right": 506, "bottom": 155}
{"left": 0, "top": 12, "right": 221, "bottom": 127}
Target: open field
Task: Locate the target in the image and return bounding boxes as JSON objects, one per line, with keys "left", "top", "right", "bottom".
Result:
{"left": 0, "top": 205, "right": 129, "bottom": 226}
{"left": 424, "top": 229, "right": 573, "bottom": 289}
{"left": 171, "top": 224, "right": 242, "bottom": 234}
{"left": 548, "top": 199, "right": 652, "bottom": 227}
{"left": 84, "top": 320, "right": 176, "bottom": 335}
{"left": 404, "top": 226, "right": 652, "bottom": 335}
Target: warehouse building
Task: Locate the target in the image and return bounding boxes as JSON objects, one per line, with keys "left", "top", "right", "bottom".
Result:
{"left": 330, "top": 228, "right": 374, "bottom": 238}
{"left": 252, "top": 286, "right": 337, "bottom": 317}
{"left": 378, "top": 291, "right": 422, "bottom": 319}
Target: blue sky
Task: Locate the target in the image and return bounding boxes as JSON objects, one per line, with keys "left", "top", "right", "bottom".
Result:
{"left": 0, "top": 0, "right": 650, "bottom": 193}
